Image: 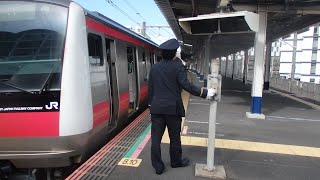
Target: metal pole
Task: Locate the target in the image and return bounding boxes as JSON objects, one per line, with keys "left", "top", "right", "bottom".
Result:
{"left": 206, "top": 59, "right": 219, "bottom": 171}
{"left": 207, "top": 100, "right": 217, "bottom": 171}
{"left": 290, "top": 32, "right": 297, "bottom": 92}
{"left": 195, "top": 58, "right": 225, "bottom": 179}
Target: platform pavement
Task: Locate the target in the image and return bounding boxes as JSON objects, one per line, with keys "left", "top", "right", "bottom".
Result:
{"left": 107, "top": 73, "right": 320, "bottom": 180}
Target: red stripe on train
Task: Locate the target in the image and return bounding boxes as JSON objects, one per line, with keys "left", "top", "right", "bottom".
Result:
{"left": 86, "top": 18, "right": 156, "bottom": 51}
{"left": 93, "top": 92, "right": 129, "bottom": 128}
{"left": 139, "top": 83, "right": 148, "bottom": 102}
{"left": 93, "top": 101, "right": 110, "bottom": 128}
{"left": 0, "top": 112, "right": 59, "bottom": 137}
{"left": 119, "top": 92, "right": 130, "bottom": 113}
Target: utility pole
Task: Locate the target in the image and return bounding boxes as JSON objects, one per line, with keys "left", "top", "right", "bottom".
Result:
{"left": 141, "top": 21, "right": 146, "bottom": 37}
{"left": 290, "top": 32, "right": 298, "bottom": 92}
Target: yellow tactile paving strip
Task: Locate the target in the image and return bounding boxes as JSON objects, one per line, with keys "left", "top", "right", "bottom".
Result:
{"left": 161, "top": 137, "right": 320, "bottom": 158}
{"left": 160, "top": 73, "right": 320, "bottom": 158}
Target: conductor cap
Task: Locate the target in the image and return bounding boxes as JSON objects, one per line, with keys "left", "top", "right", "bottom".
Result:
{"left": 159, "top": 38, "right": 180, "bottom": 50}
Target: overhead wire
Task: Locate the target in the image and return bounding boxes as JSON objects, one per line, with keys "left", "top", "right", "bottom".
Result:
{"left": 106, "top": 0, "right": 159, "bottom": 37}
{"left": 122, "top": 0, "right": 146, "bottom": 22}
{"left": 106, "top": 0, "right": 140, "bottom": 25}
{"left": 118, "top": 0, "right": 170, "bottom": 38}
{"left": 161, "top": 27, "right": 174, "bottom": 36}
{"left": 148, "top": 26, "right": 174, "bottom": 36}
{"left": 105, "top": 0, "right": 174, "bottom": 40}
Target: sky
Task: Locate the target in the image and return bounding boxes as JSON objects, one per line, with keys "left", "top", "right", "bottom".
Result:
{"left": 73, "top": 0, "right": 176, "bottom": 45}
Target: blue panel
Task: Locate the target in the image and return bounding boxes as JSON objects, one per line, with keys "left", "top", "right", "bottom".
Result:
{"left": 204, "top": 79, "right": 207, "bottom": 87}
{"left": 251, "top": 97, "right": 262, "bottom": 114}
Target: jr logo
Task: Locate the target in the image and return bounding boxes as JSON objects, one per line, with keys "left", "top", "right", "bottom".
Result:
{"left": 45, "top": 102, "right": 59, "bottom": 110}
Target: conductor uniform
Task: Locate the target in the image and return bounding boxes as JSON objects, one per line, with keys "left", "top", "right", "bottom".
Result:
{"left": 148, "top": 39, "right": 211, "bottom": 175}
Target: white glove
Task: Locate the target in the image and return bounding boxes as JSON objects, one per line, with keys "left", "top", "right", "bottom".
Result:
{"left": 206, "top": 88, "right": 216, "bottom": 97}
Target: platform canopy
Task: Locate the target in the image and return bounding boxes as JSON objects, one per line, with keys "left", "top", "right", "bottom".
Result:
{"left": 154, "top": 0, "right": 320, "bottom": 59}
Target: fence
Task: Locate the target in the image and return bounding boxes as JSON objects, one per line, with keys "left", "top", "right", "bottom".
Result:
{"left": 270, "top": 76, "right": 320, "bottom": 102}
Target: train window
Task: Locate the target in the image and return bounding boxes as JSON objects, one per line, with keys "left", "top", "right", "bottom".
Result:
{"left": 105, "top": 39, "right": 112, "bottom": 63}
{"left": 0, "top": 2, "right": 67, "bottom": 93}
{"left": 127, "top": 46, "right": 137, "bottom": 114}
{"left": 142, "top": 51, "right": 147, "bottom": 81}
{"left": 88, "top": 33, "right": 103, "bottom": 66}
{"left": 127, "top": 47, "right": 135, "bottom": 73}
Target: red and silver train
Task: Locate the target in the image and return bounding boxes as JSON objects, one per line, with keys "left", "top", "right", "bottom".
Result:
{"left": 0, "top": 0, "right": 158, "bottom": 177}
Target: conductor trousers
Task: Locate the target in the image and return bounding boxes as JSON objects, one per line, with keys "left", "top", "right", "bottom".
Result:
{"left": 151, "top": 114, "right": 182, "bottom": 171}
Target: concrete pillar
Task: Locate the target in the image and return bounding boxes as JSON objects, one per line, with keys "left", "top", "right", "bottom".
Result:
{"left": 246, "top": 12, "right": 267, "bottom": 119}
{"left": 199, "top": 58, "right": 202, "bottom": 78}
{"left": 232, "top": 54, "right": 236, "bottom": 80}
{"left": 198, "top": 56, "right": 202, "bottom": 78}
{"left": 243, "top": 50, "right": 249, "bottom": 84}
{"left": 290, "top": 32, "right": 298, "bottom": 92}
{"left": 197, "top": 58, "right": 200, "bottom": 76}
{"left": 225, "top": 56, "right": 228, "bottom": 77}
{"left": 219, "top": 57, "right": 222, "bottom": 74}
{"left": 200, "top": 49, "right": 205, "bottom": 81}
{"left": 240, "top": 52, "right": 244, "bottom": 80}
{"left": 204, "top": 42, "right": 210, "bottom": 87}
{"left": 264, "top": 42, "right": 272, "bottom": 90}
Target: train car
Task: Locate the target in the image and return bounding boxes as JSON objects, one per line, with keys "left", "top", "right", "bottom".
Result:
{"left": 0, "top": 0, "right": 158, "bottom": 178}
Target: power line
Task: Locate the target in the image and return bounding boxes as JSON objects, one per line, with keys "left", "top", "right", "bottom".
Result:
{"left": 120, "top": 0, "right": 159, "bottom": 36}
{"left": 147, "top": 29, "right": 158, "bottom": 37}
{"left": 119, "top": 0, "right": 161, "bottom": 37}
{"left": 105, "top": 0, "right": 173, "bottom": 40}
{"left": 106, "top": 0, "right": 140, "bottom": 25}
{"left": 146, "top": 32, "right": 157, "bottom": 40}
{"left": 147, "top": 26, "right": 174, "bottom": 36}
{"left": 122, "top": 0, "right": 146, "bottom": 22}
{"left": 161, "top": 27, "right": 174, "bottom": 36}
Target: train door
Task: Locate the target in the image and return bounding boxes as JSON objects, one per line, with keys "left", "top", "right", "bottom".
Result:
{"left": 105, "top": 38, "right": 119, "bottom": 128}
{"left": 126, "top": 46, "right": 138, "bottom": 115}
{"left": 87, "top": 33, "right": 111, "bottom": 128}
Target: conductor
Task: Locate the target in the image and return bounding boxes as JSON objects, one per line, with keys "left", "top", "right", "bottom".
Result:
{"left": 148, "top": 38, "right": 215, "bottom": 175}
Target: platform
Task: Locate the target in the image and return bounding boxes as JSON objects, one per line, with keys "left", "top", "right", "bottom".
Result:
{"left": 68, "top": 72, "right": 320, "bottom": 180}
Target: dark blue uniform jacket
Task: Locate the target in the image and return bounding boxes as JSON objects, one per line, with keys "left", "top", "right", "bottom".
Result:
{"left": 148, "top": 59, "right": 208, "bottom": 117}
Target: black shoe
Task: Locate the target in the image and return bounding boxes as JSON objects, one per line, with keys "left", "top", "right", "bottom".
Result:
{"left": 171, "top": 157, "right": 190, "bottom": 168}
{"left": 155, "top": 167, "right": 165, "bottom": 175}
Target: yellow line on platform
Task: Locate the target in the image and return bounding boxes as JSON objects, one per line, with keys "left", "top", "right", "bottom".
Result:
{"left": 181, "top": 90, "right": 190, "bottom": 129}
{"left": 161, "top": 137, "right": 320, "bottom": 158}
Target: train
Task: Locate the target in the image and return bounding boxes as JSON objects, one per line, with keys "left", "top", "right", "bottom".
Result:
{"left": 0, "top": 0, "right": 158, "bottom": 178}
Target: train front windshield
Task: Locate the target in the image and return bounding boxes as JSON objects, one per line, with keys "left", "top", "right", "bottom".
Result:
{"left": 0, "top": 1, "right": 67, "bottom": 94}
